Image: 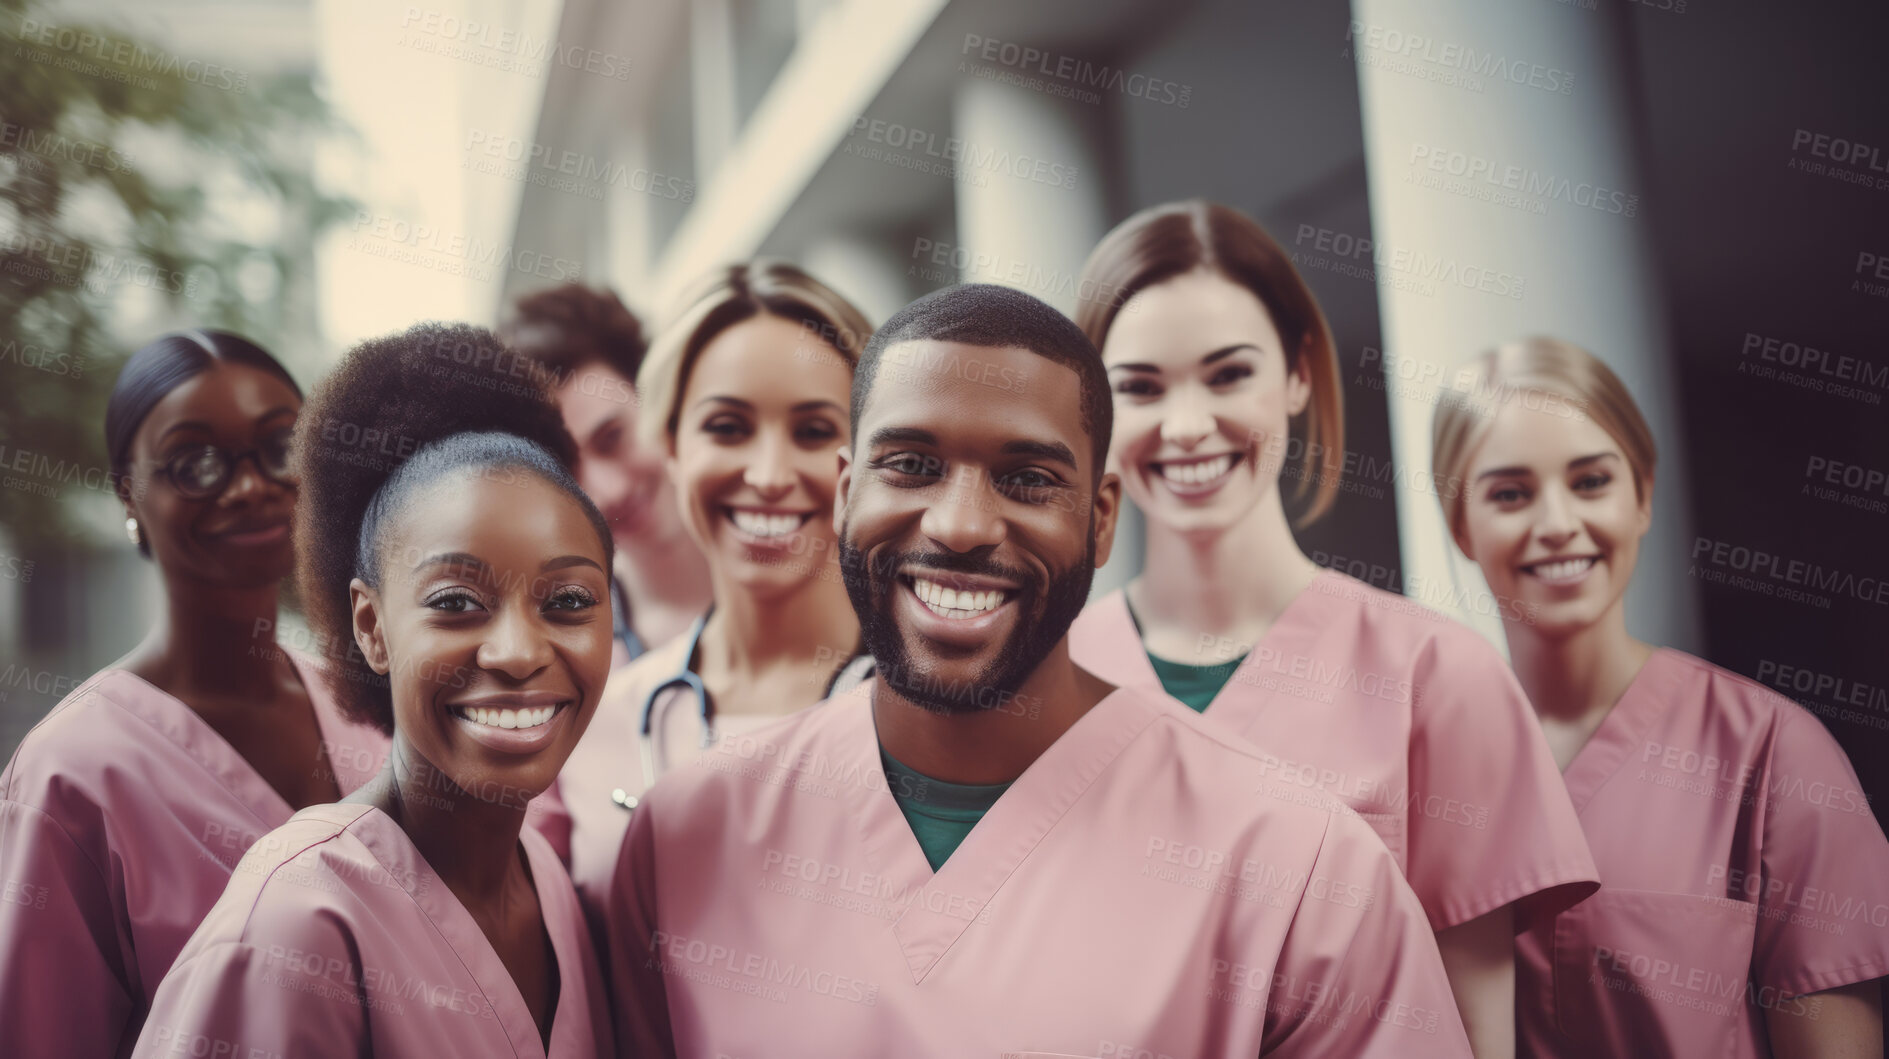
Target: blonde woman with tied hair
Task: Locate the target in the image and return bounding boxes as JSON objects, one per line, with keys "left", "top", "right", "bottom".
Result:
{"left": 1065, "top": 199, "right": 1599, "bottom": 1058}
{"left": 1433, "top": 336, "right": 1889, "bottom": 1058}
{"left": 536, "top": 260, "right": 873, "bottom": 924}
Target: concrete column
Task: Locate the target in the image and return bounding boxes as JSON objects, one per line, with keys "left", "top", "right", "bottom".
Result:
{"left": 605, "top": 134, "right": 655, "bottom": 313}
{"left": 1351, "top": 0, "right": 1700, "bottom": 652}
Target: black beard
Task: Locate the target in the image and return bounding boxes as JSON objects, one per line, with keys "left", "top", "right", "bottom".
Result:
{"left": 838, "top": 520, "right": 1095, "bottom": 715}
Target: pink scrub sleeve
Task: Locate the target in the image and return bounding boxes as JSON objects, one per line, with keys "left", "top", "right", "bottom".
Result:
{"left": 1405, "top": 625, "right": 1599, "bottom": 930}
{"left": 1, "top": 657, "right": 387, "bottom": 1059}
{"left": 1751, "top": 705, "right": 1889, "bottom": 997}
{"left": 606, "top": 800, "right": 675, "bottom": 1059}
{"left": 1263, "top": 811, "right": 1472, "bottom": 1056}
{"left": 134, "top": 912, "right": 366, "bottom": 1057}
{"left": 1072, "top": 579, "right": 1596, "bottom": 935}
{"left": 0, "top": 799, "right": 131, "bottom": 1058}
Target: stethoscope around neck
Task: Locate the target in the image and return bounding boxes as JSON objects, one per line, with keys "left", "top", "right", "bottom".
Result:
{"left": 614, "top": 608, "right": 872, "bottom": 812}
{"left": 618, "top": 609, "right": 715, "bottom": 813}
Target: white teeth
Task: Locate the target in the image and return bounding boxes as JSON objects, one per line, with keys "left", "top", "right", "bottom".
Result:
{"left": 730, "top": 510, "right": 803, "bottom": 537}
{"left": 1530, "top": 558, "right": 1596, "bottom": 584}
{"left": 910, "top": 577, "right": 1006, "bottom": 618}
{"left": 456, "top": 705, "right": 558, "bottom": 728}
{"left": 1157, "top": 453, "right": 1233, "bottom": 486}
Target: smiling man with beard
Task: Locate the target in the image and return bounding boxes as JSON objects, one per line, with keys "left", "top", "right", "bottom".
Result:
{"left": 605, "top": 284, "right": 1472, "bottom": 1058}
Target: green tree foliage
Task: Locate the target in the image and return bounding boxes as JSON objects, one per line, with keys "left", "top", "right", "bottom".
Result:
{"left": 0, "top": 0, "right": 356, "bottom": 553}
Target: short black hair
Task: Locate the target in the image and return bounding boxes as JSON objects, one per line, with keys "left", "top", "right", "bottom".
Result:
{"left": 852, "top": 284, "right": 1111, "bottom": 477}
{"left": 296, "top": 322, "right": 612, "bottom": 733}
{"left": 105, "top": 330, "right": 301, "bottom": 558}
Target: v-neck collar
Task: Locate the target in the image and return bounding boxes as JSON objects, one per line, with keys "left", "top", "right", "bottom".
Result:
{"left": 337, "top": 803, "right": 588, "bottom": 1058}
{"left": 1558, "top": 648, "right": 1688, "bottom": 814}
{"left": 841, "top": 684, "right": 1169, "bottom": 983}
{"left": 109, "top": 649, "right": 352, "bottom": 825}
{"left": 1102, "top": 568, "right": 1339, "bottom": 723}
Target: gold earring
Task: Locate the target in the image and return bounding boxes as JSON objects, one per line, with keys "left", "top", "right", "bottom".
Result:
{"left": 125, "top": 517, "right": 141, "bottom": 546}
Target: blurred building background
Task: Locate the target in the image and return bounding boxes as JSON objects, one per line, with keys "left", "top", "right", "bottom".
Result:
{"left": 4, "top": 0, "right": 1886, "bottom": 839}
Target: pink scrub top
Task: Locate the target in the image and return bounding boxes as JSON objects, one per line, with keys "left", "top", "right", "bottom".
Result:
{"left": 533, "top": 616, "right": 855, "bottom": 925}
{"left": 1518, "top": 648, "right": 1889, "bottom": 1058}
{"left": 0, "top": 651, "right": 389, "bottom": 1059}
{"left": 132, "top": 802, "right": 612, "bottom": 1058}
{"left": 607, "top": 682, "right": 1475, "bottom": 1058}
{"left": 1069, "top": 571, "right": 1599, "bottom": 932}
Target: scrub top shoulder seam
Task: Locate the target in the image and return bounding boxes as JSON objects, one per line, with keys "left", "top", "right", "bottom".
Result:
{"left": 3, "top": 675, "right": 278, "bottom": 865}
{"left": 109, "top": 679, "right": 292, "bottom": 826}
{"left": 227, "top": 805, "right": 382, "bottom": 932}
{"left": 0, "top": 795, "right": 113, "bottom": 897}
{"left": 0, "top": 668, "right": 123, "bottom": 795}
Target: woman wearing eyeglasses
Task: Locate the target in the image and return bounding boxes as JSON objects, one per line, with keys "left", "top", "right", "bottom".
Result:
{"left": 0, "top": 330, "right": 390, "bottom": 1057}
{"left": 542, "top": 261, "right": 873, "bottom": 921}
{"left": 131, "top": 322, "right": 615, "bottom": 1057}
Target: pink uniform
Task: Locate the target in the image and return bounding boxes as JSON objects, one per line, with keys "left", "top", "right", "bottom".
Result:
{"left": 607, "top": 682, "right": 1474, "bottom": 1057}
{"left": 532, "top": 628, "right": 784, "bottom": 915}
{"left": 1518, "top": 648, "right": 1889, "bottom": 1057}
{"left": 0, "top": 653, "right": 388, "bottom": 1059}
{"left": 133, "top": 802, "right": 613, "bottom": 1058}
{"left": 1069, "top": 571, "right": 1598, "bottom": 931}
{"left": 537, "top": 619, "right": 862, "bottom": 922}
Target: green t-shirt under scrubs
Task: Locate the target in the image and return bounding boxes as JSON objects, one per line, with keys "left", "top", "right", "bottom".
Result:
{"left": 879, "top": 748, "right": 1013, "bottom": 871}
